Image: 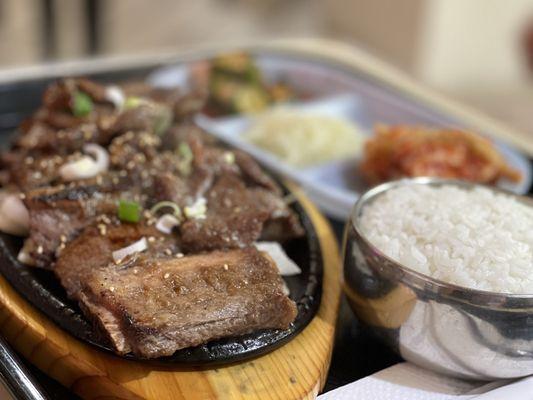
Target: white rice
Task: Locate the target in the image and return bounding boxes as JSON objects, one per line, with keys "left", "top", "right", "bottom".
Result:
{"left": 359, "top": 185, "right": 533, "bottom": 294}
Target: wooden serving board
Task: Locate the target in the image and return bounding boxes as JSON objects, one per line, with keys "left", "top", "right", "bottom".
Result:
{"left": 0, "top": 183, "right": 341, "bottom": 400}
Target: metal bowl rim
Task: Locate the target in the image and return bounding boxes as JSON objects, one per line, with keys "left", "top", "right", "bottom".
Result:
{"left": 349, "top": 176, "right": 533, "bottom": 301}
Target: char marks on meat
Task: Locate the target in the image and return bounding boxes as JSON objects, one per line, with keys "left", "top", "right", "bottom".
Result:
{"left": 2, "top": 78, "right": 303, "bottom": 358}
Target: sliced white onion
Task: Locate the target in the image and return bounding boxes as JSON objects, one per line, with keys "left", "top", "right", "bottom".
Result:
{"left": 105, "top": 85, "right": 125, "bottom": 110}
{"left": 184, "top": 197, "right": 207, "bottom": 220}
{"left": 255, "top": 241, "right": 301, "bottom": 276}
{"left": 155, "top": 214, "right": 180, "bottom": 234}
{"left": 0, "top": 193, "right": 29, "bottom": 236}
{"left": 84, "top": 143, "right": 109, "bottom": 170}
{"left": 112, "top": 237, "right": 148, "bottom": 263}
{"left": 59, "top": 143, "right": 109, "bottom": 181}
{"left": 17, "top": 247, "right": 35, "bottom": 266}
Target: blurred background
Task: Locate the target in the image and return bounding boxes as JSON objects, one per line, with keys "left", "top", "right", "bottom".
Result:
{"left": 1, "top": 0, "right": 533, "bottom": 138}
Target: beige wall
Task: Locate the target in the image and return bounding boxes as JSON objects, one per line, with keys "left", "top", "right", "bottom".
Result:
{"left": 0, "top": 0, "right": 42, "bottom": 66}
{"left": 418, "top": 0, "right": 533, "bottom": 91}
{"left": 320, "top": 0, "right": 533, "bottom": 91}
{"left": 100, "top": 0, "right": 324, "bottom": 55}
{"left": 320, "top": 0, "right": 426, "bottom": 72}
{"left": 3, "top": 0, "right": 533, "bottom": 91}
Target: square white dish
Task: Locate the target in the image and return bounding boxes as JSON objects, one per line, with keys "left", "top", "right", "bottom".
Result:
{"left": 149, "top": 54, "right": 532, "bottom": 220}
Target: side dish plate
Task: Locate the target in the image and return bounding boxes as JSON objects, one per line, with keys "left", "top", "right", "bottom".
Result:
{"left": 150, "top": 55, "right": 533, "bottom": 220}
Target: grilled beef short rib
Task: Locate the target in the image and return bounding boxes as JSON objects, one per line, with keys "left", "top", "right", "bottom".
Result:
{"left": 81, "top": 248, "right": 296, "bottom": 358}
{"left": 3, "top": 78, "right": 303, "bottom": 357}
{"left": 54, "top": 222, "right": 177, "bottom": 297}
{"left": 55, "top": 223, "right": 298, "bottom": 358}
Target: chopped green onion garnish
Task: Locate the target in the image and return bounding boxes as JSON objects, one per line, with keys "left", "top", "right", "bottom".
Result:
{"left": 72, "top": 91, "right": 93, "bottom": 117}
{"left": 177, "top": 142, "right": 193, "bottom": 176}
{"left": 118, "top": 200, "right": 141, "bottom": 223}
{"left": 178, "top": 142, "right": 193, "bottom": 160}
{"left": 124, "top": 96, "right": 143, "bottom": 110}
{"left": 150, "top": 201, "right": 182, "bottom": 219}
{"left": 153, "top": 106, "right": 172, "bottom": 136}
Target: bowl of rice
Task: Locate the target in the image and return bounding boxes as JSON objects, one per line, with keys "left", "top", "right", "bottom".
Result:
{"left": 343, "top": 177, "right": 533, "bottom": 380}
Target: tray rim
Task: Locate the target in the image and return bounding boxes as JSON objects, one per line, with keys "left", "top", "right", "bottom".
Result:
{"left": 0, "top": 38, "right": 531, "bottom": 157}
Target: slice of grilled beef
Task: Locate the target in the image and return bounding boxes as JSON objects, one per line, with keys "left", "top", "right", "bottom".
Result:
{"left": 18, "top": 130, "right": 176, "bottom": 267}
{"left": 54, "top": 221, "right": 180, "bottom": 352}
{"left": 12, "top": 121, "right": 106, "bottom": 156}
{"left": 179, "top": 174, "right": 303, "bottom": 252}
{"left": 160, "top": 122, "right": 216, "bottom": 151}
{"left": 233, "top": 150, "right": 281, "bottom": 194}
{"left": 14, "top": 79, "right": 117, "bottom": 154}
{"left": 77, "top": 247, "right": 296, "bottom": 358}
{"left": 151, "top": 132, "right": 304, "bottom": 251}
{"left": 22, "top": 187, "right": 113, "bottom": 268}
{"left": 55, "top": 222, "right": 177, "bottom": 297}
{"left": 22, "top": 176, "right": 141, "bottom": 268}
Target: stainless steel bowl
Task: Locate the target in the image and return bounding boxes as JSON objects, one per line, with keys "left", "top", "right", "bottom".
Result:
{"left": 342, "top": 177, "right": 533, "bottom": 380}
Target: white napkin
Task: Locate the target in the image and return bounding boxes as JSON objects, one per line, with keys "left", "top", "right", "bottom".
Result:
{"left": 318, "top": 363, "right": 533, "bottom": 400}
